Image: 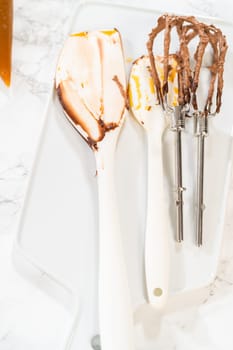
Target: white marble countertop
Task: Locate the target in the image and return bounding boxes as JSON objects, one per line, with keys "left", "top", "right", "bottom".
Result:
{"left": 1, "top": 0, "right": 233, "bottom": 349}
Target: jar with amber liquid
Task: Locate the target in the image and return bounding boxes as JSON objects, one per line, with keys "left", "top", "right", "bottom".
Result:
{"left": 0, "top": 0, "right": 13, "bottom": 87}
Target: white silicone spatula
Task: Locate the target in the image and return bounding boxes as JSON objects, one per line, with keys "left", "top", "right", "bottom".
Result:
{"left": 56, "top": 29, "right": 134, "bottom": 350}
{"left": 129, "top": 55, "right": 178, "bottom": 309}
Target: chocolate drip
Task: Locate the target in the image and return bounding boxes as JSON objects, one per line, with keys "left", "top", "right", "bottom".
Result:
{"left": 147, "top": 14, "right": 228, "bottom": 115}
{"left": 112, "top": 75, "right": 128, "bottom": 108}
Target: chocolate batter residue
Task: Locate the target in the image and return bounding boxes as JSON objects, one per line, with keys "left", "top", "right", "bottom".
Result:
{"left": 147, "top": 14, "right": 228, "bottom": 115}
{"left": 57, "top": 81, "right": 120, "bottom": 150}
{"left": 112, "top": 75, "right": 129, "bottom": 109}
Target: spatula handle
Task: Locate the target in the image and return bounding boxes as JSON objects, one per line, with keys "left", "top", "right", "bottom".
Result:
{"left": 145, "top": 133, "right": 169, "bottom": 308}
{"left": 95, "top": 149, "right": 135, "bottom": 350}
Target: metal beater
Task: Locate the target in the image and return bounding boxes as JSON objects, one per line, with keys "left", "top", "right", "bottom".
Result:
{"left": 194, "top": 112, "right": 208, "bottom": 246}
{"left": 168, "top": 105, "right": 187, "bottom": 242}
{"left": 147, "top": 15, "right": 227, "bottom": 245}
{"left": 191, "top": 25, "right": 228, "bottom": 246}
{"left": 147, "top": 15, "right": 190, "bottom": 243}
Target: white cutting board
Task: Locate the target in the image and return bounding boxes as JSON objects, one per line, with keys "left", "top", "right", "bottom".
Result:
{"left": 14, "top": 1, "right": 233, "bottom": 348}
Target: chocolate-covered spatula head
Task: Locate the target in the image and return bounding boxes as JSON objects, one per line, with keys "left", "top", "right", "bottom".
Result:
{"left": 55, "top": 29, "right": 127, "bottom": 149}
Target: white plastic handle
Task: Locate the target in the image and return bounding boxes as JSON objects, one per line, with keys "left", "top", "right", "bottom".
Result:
{"left": 145, "top": 131, "right": 169, "bottom": 308}
{"left": 95, "top": 139, "right": 135, "bottom": 350}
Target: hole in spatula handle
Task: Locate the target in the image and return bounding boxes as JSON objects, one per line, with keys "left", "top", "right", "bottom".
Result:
{"left": 153, "top": 288, "right": 163, "bottom": 297}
